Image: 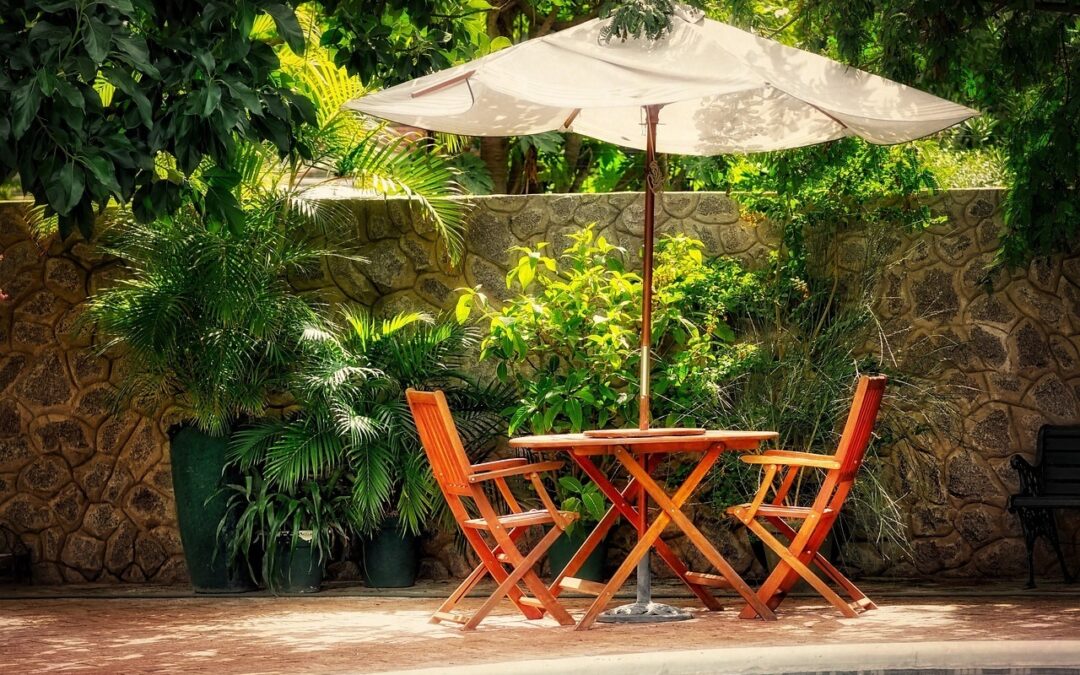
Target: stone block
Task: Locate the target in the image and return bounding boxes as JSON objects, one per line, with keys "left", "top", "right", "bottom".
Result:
{"left": 327, "top": 256, "right": 379, "bottom": 305}
{"left": 12, "top": 321, "right": 52, "bottom": 351}
{"left": 124, "top": 484, "right": 169, "bottom": 529}
{"left": 61, "top": 532, "right": 105, "bottom": 573}
{"left": 15, "top": 350, "right": 73, "bottom": 409}
{"left": 0, "top": 436, "right": 34, "bottom": 472}
{"left": 357, "top": 239, "right": 416, "bottom": 292}
{"left": 508, "top": 203, "right": 549, "bottom": 240}
{"left": 97, "top": 411, "right": 139, "bottom": 456}
{"left": 118, "top": 418, "right": 161, "bottom": 481}
{"left": 73, "top": 455, "right": 116, "bottom": 501}
{"left": 18, "top": 454, "right": 72, "bottom": 496}
{"left": 464, "top": 210, "right": 514, "bottom": 264}
{"left": 695, "top": 193, "right": 740, "bottom": 224}
{"left": 972, "top": 538, "right": 1027, "bottom": 577}
{"left": 414, "top": 274, "right": 457, "bottom": 308}
{"left": 134, "top": 533, "right": 167, "bottom": 576}
{"left": 44, "top": 258, "right": 86, "bottom": 304}
{"left": 50, "top": 482, "right": 87, "bottom": 530}
{"left": 104, "top": 520, "right": 137, "bottom": 574}
{"left": 67, "top": 349, "right": 110, "bottom": 388}
{"left": 910, "top": 267, "right": 960, "bottom": 323}
{"left": 400, "top": 234, "right": 435, "bottom": 272}
{"left": 463, "top": 255, "right": 511, "bottom": 302}
{"left": 1013, "top": 321, "right": 1051, "bottom": 370}
{"left": 967, "top": 405, "right": 1015, "bottom": 458}
{"left": 946, "top": 449, "right": 999, "bottom": 500}
{"left": 955, "top": 504, "right": 1002, "bottom": 547}
{"left": 82, "top": 503, "right": 125, "bottom": 539}
{"left": 31, "top": 415, "right": 93, "bottom": 467}
{"left": 1025, "top": 373, "right": 1078, "bottom": 421}
{"left": 0, "top": 492, "right": 52, "bottom": 532}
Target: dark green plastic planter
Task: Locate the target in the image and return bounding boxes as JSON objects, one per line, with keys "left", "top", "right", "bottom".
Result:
{"left": 548, "top": 528, "right": 607, "bottom": 582}
{"left": 360, "top": 517, "right": 418, "bottom": 588}
{"left": 169, "top": 425, "right": 255, "bottom": 594}
{"left": 271, "top": 536, "right": 324, "bottom": 594}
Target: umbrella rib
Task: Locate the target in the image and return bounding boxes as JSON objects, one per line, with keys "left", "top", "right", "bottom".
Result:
{"left": 411, "top": 70, "right": 476, "bottom": 99}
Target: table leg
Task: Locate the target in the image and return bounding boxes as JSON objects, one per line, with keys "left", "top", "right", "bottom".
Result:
{"left": 575, "top": 448, "right": 723, "bottom": 630}
{"left": 617, "top": 448, "right": 777, "bottom": 621}
{"left": 574, "top": 455, "right": 723, "bottom": 611}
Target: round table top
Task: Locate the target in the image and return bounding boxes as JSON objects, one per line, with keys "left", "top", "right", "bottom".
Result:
{"left": 509, "top": 428, "right": 778, "bottom": 452}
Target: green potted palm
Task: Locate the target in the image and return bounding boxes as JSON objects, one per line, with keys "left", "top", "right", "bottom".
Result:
{"left": 229, "top": 310, "right": 512, "bottom": 588}
{"left": 85, "top": 194, "right": 336, "bottom": 592}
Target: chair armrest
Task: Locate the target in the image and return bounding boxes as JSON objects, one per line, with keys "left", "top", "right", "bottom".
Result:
{"left": 742, "top": 451, "right": 840, "bottom": 470}
{"left": 1008, "top": 455, "right": 1041, "bottom": 511}
{"left": 470, "top": 458, "right": 528, "bottom": 473}
{"left": 468, "top": 460, "right": 565, "bottom": 483}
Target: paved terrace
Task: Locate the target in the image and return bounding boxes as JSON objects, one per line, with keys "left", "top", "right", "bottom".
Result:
{"left": 2, "top": 580, "right": 1079, "bottom": 673}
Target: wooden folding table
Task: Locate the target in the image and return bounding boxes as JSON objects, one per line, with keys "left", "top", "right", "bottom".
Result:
{"left": 509, "top": 429, "right": 779, "bottom": 630}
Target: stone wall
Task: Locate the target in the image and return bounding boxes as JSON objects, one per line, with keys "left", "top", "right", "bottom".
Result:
{"left": 0, "top": 189, "right": 1076, "bottom": 584}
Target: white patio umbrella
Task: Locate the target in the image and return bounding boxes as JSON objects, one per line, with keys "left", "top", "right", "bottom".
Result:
{"left": 346, "top": 5, "right": 975, "bottom": 623}
{"left": 347, "top": 5, "right": 975, "bottom": 433}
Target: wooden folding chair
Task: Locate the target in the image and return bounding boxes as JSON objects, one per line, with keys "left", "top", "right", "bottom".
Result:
{"left": 406, "top": 389, "right": 577, "bottom": 629}
{"left": 729, "top": 375, "right": 887, "bottom": 619}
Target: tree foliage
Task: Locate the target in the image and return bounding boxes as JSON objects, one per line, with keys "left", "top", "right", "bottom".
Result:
{"left": 783, "top": 0, "right": 1079, "bottom": 264}
{"left": 0, "top": 0, "right": 316, "bottom": 239}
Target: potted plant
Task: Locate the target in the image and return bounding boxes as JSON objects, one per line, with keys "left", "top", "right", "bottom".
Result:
{"left": 229, "top": 310, "right": 512, "bottom": 588}
{"left": 220, "top": 470, "right": 350, "bottom": 594}
{"left": 548, "top": 476, "right": 608, "bottom": 582}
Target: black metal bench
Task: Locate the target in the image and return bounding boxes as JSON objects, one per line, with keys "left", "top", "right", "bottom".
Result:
{"left": 1009, "top": 424, "right": 1079, "bottom": 588}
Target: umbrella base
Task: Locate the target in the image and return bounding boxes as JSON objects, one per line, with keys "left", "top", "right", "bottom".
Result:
{"left": 596, "top": 602, "right": 694, "bottom": 623}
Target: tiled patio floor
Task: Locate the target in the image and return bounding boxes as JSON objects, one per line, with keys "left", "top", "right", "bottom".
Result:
{"left": 2, "top": 583, "right": 1079, "bottom": 673}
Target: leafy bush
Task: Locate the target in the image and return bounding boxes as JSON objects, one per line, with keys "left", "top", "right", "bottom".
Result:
{"left": 457, "top": 225, "right": 758, "bottom": 434}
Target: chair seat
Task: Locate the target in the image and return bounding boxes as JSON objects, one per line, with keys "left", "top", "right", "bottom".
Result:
{"left": 462, "top": 509, "right": 578, "bottom": 530}
{"left": 727, "top": 503, "right": 835, "bottom": 520}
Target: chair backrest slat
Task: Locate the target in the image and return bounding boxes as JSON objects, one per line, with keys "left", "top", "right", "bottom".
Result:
{"left": 406, "top": 389, "right": 473, "bottom": 493}
{"left": 834, "top": 375, "right": 887, "bottom": 483}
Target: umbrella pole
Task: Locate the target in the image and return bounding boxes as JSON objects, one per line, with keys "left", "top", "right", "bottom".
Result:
{"left": 599, "top": 104, "right": 690, "bottom": 625}
{"left": 638, "top": 104, "right": 661, "bottom": 431}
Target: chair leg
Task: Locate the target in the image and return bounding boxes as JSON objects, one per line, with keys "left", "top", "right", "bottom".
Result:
{"left": 465, "top": 526, "right": 575, "bottom": 630}
{"left": 739, "top": 520, "right": 858, "bottom": 619}
{"left": 1044, "top": 511, "right": 1075, "bottom": 584}
{"left": 767, "top": 516, "right": 876, "bottom": 610}
{"left": 435, "top": 527, "right": 538, "bottom": 621}
{"left": 1017, "top": 508, "right": 1039, "bottom": 589}
{"left": 458, "top": 528, "right": 545, "bottom": 622}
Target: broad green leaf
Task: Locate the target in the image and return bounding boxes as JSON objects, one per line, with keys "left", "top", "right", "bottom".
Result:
{"left": 582, "top": 492, "right": 606, "bottom": 522}
{"left": 264, "top": 4, "right": 305, "bottom": 55}
{"left": 84, "top": 17, "right": 112, "bottom": 64}
{"left": 12, "top": 80, "right": 42, "bottom": 139}
{"left": 45, "top": 162, "right": 85, "bottom": 216}
{"left": 558, "top": 475, "right": 583, "bottom": 493}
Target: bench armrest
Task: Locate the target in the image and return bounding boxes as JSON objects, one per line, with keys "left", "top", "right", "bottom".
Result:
{"left": 742, "top": 450, "right": 840, "bottom": 470}
{"left": 1009, "top": 454, "right": 1041, "bottom": 510}
{"left": 468, "top": 460, "right": 565, "bottom": 483}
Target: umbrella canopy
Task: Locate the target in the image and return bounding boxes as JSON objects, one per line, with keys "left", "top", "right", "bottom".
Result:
{"left": 345, "top": 7, "right": 976, "bottom": 154}
{"left": 346, "top": 6, "right": 976, "bottom": 432}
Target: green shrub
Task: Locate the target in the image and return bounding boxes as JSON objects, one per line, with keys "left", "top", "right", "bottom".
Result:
{"left": 456, "top": 225, "right": 759, "bottom": 434}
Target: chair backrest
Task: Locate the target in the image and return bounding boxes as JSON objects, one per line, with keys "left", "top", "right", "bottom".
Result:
{"left": 833, "top": 375, "right": 887, "bottom": 484}
{"left": 406, "top": 389, "right": 473, "bottom": 496}
{"left": 1037, "top": 425, "right": 1080, "bottom": 497}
